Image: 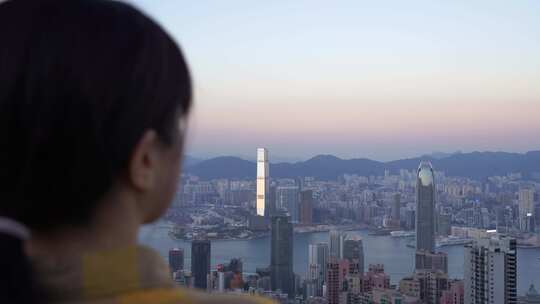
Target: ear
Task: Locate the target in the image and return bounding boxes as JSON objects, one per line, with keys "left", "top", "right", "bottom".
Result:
{"left": 128, "top": 129, "right": 160, "bottom": 191}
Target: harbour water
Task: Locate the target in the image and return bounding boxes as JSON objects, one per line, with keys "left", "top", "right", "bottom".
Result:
{"left": 139, "top": 222, "right": 540, "bottom": 295}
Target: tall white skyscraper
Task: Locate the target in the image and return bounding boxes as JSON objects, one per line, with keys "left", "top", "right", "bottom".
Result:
{"left": 256, "top": 148, "right": 269, "bottom": 217}
{"left": 464, "top": 234, "right": 517, "bottom": 304}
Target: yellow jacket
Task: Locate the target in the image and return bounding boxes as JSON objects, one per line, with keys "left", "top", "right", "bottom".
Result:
{"left": 32, "top": 246, "right": 274, "bottom": 304}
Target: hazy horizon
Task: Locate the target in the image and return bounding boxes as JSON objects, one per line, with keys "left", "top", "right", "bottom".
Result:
{"left": 130, "top": 0, "right": 540, "bottom": 161}
{"left": 187, "top": 148, "right": 540, "bottom": 163}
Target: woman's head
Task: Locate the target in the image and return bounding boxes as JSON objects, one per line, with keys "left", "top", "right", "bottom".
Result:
{"left": 0, "top": 0, "right": 192, "bottom": 232}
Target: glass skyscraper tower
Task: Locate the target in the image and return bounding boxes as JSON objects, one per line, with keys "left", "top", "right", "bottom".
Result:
{"left": 343, "top": 236, "right": 364, "bottom": 274}
{"left": 308, "top": 243, "right": 329, "bottom": 297}
{"left": 191, "top": 240, "right": 211, "bottom": 289}
{"left": 415, "top": 161, "right": 436, "bottom": 253}
{"left": 270, "top": 210, "right": 294, "bottom": 296}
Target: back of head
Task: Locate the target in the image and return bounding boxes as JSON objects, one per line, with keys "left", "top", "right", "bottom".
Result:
{"left": 0, "top": 0, "right": 191, "bottom": 230}
{"left": 0, "top": 0, "right": 192, "bottom": 302}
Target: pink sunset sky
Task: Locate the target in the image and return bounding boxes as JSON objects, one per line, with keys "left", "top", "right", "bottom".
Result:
{"left": 131, "top": 0, "right": 540, "bottom": 161}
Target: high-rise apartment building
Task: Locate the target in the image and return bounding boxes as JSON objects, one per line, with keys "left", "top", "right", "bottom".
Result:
{"left": 268, "top": 184, "right": 276, "bottom": 217}
{"left": 400, "top": 270, "right": 450, "bottom": 304}
{"left": 270, "top": 211, "right": 294, "bottom": 296}
{"left": 326, "top": 259, "right": 340, "bottom": 304}
{"left": 392, "top": 193, "right": 401, "bottom": 227}
{"left": 405, "top": 208, "right": 416, "bottom": 230}
{"left": 363, "top": 264, "right": 391, "bottom": 291}
{"left": 191, "top": 240, "right": 211, "bottom": 289}
{"left": 400, "top": 276, "right": 421, "bottom": 299}
{"left": 168, "top": 248, "right": 184, "bottom": 274}
{"left": 415, "top": 250, "right": 448, "bottom": 274}
{"left": 329, "top": 229, "right": 346, "bottom": 259}
{"left": 464, "top": 234, "right": 517, "bottom": 304}
{"left": 277, "top": 186, "right": 300, "bottom": 223}
{"left": 416, "top": 269, "right": 449, "bottom": 304}
{"left": 342, "top": 236, "right": 364, "bottom": 274}
{"left": 300, "top": 190, "right": 313, "bottom": 225}
{"left": 518, "top": 187, "right": 535, "bottom": 232}
{"left": 416, "top": 161, "right": 436, "bottom": 253}
{"left": 308, "top": 243, "right": 329, "bottom": 296}
{"left": 256, "top": 148, "right": 269, "bottom": 217}
{"left": 438, "top": 213, "right": 452, "bottom": 237}
{"left": 325, "top": 258, "right": 349, "bottom": 304}
{"left": 440, "top": 280, "right": 464, "bottom": 304}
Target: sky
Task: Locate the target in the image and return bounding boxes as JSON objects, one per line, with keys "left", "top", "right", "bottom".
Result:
{"left": 129, "top": 0, "right": 540, "bottom": 161}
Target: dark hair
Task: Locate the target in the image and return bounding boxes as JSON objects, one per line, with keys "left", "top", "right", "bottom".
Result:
{"left": 0, "top": 0, "right": 192, "bottom": 230}
{"left": 0, "top": 0, "right": 191, "bottom": 302}
{"left": 0, "top": 233, "right": 39, "bottom": 303}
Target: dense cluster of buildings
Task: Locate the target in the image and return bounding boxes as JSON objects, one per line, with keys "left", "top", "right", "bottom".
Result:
{"left": 163, "top": 148, "right": 539, "bottom": 303}
{"left": 169, "top": 156, "right": 540, "bottom": 242}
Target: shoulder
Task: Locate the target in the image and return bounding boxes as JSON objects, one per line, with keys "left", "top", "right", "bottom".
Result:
{"left": 118, "top": 287, "right": 276, "bottom": 304}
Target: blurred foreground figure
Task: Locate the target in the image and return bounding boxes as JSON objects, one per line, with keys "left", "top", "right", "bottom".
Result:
{"left": 0, "top": 1, "right": 272, "bottom": 303}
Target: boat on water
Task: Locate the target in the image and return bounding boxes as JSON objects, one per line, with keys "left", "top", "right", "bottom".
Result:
{"left": 403, "top": 236, "right": 472, "bottom": 248}
{"left": 368, "top": 229, "right": 392, "bottom": 236}
{"left": 391, "top": 230, "right": 415, "bottom": 238}
{"left": 516, "top": 243, "right": 540, "bottom": 249}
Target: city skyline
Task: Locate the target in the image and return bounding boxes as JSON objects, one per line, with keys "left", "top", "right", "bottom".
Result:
{"left": 130, "top": 0, "right": 540, "bottom": 160}
{"left": 157, "top": 150, "right": 540, "bottom": 298}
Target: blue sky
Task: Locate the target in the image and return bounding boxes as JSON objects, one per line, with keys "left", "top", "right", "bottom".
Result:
{"left": 129, "top": 0, "right": 540, "bottom": 161}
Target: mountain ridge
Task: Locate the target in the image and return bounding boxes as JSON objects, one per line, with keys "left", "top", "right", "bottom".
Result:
{"left": 183, "top": 151, "right": 540, "bottom": 181}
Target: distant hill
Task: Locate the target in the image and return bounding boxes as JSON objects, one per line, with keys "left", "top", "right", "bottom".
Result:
{"left": 182, "top": 155, "right": 204, "bottom": 167}
{"left": 421, "top": 151, "right": 462, "bottom": 160}
{"left": 183, "top": 156, "right": 254, "bottom": 180}
{"left": 183, "top": 151, "right": 540, "bottom": 181}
